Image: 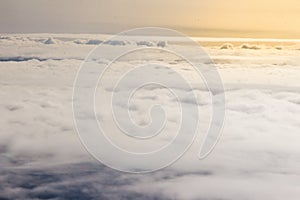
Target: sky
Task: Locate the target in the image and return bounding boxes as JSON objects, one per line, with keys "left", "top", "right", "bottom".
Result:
{"left": 0, "top": 0, "right": 300, "bottom": 38}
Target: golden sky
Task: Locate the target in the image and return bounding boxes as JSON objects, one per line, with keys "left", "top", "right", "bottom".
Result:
{"left": 0, "top": 0, "right": 299, "bottom": 38}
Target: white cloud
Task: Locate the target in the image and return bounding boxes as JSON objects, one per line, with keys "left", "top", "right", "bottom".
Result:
{"left": 0, "top": 35, "right": 300, "bottom": 199}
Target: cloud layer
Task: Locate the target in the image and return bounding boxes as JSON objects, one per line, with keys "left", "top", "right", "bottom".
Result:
{"left": 0, "top": 35, "right": 299, "bottom": 199}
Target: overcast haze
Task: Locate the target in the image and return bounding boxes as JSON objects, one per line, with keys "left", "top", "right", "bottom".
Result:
{"left": 1, "top": 0, "right": 300, "bottom": 38}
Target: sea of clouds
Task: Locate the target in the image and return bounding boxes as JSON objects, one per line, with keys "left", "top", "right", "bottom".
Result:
{"left": 0, "top": 34, "right": 299, "bottom": 199}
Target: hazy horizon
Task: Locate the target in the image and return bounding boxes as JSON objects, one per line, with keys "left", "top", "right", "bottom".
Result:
{"left": 1, "top": 27, "right": 300, "bottom": 40}
{"left": 1, "top": 0, "right": 299, "bottom": 39}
